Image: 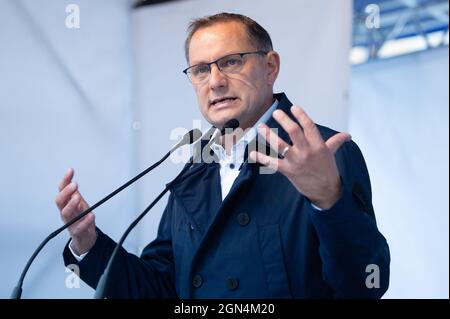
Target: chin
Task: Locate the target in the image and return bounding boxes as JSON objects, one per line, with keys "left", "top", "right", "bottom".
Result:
{"left": 211, "top": 113, "right": 241, "bottom": 128}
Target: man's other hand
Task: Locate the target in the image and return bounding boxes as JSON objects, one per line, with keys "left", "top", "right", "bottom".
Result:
{"left": 55, "top": 168, "right": 97, "bottom": 255}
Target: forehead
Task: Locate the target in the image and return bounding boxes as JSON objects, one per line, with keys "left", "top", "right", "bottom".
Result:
{"left": 189, "top": 21, "right": 253, "bottom": 64}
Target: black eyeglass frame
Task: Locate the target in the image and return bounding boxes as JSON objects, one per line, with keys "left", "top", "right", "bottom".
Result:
{"left": 182, "top": 50, "right": 268, "bottom": 82}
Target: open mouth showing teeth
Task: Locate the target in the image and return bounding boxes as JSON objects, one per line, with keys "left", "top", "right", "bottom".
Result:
{"left": 211, "top": 97, "right": 237, "bottom": 106}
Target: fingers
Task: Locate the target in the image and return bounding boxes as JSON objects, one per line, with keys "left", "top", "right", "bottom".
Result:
{"left": 272, "top": 109, "right": 307, "bottom": 148}
{"left": 289, "top": 105, "right": 351, "bottom": 153}
{"left": 257, "top": 123, "right": 290, "bottom": 157}
{"left": 56, "top": 168, "right": 76, "bottom": 210}
{"left": 290, "top": 106, "right": 324, "bottom": 145}
{"left": 78, "top": 196, "right": 89, "bottom": 212}
{"left": 71, "top": 212, "right": 95, "bottom": 237}
{"left": 326, "top": 132, "right": 352, "bottom": 154}
{"left": 55, "top": 181, "right": 78, "bottom": 211}
{"left": 61, "top": 193, "right": 93, "bottom": 234}
{"left": 249, "top": 150, "right": 280, "bottom": 172}
{"left": 56, "top": 169, "right": 95, "bottom": 249}
{"left": 59, "top": 168, "right": 74, "bottom": 192}
{"left": 60, "top": 193, "right": 82, "bottom": 223}
{"left": 60, "top": 193, "right": 89, "bottom": 222}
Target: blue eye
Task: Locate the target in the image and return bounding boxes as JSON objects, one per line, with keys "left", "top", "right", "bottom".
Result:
{"left": 192, "top": 65, "right": 210, "bottom": 75}
{"left": 226, "top": 59, "right": 239, "bottom": 66}
{"left": 224, "top": 58, "right": 241, "bottom": 67}
{"left": 219, "top": 55, "right": 243, "bottom": 70}
{"left": 198, "top": 65, "right": 210, "bottom": 73}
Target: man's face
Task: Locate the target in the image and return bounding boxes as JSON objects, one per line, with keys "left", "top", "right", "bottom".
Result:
{"left": 188, "top": 21, "right": 279, "bottom": 130}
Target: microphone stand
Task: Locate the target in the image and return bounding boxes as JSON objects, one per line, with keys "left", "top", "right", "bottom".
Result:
{"left": 94, "top": 120, "right": 240, "bottom": 298}
{"left": 93, "top": 157, "right": 195, "bottom": 299}
{"left": 10, "top": 129, "right": 201, "bottom": 299}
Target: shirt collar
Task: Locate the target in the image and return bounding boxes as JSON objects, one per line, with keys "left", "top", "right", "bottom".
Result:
{"left": 210, "top": 98, "right": 279, "bottom": 162}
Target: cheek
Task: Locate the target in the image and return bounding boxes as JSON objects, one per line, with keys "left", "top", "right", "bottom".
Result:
{"left": 195, "top": 85, "right": 206, "bottom": 100}
{"left": 195, "top": 86, "right": 209, "bottom": 113}
{"left": 253, "top": 68, "right": 268, "bottom": 87}
{"left": 243, "top": 67, "right": 267, "bottom": 92}
{"left": 244, "top": 70, "right": 268, "bottom": 100}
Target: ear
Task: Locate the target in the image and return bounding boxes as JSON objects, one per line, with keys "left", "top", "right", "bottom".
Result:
{"left": 265, "top": 51, "right": 280, "bottom": 86}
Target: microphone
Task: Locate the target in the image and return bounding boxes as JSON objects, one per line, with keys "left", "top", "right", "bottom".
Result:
{"left": 170, "top": 128, "right": 202, "bottom": 153}
{"left": 94, "top": 119, "right": 240, "bottom": 299}
{"left": 10, "top": 128, "right": 202, "bottom": 299}
{"left": 197, "top": 119, "right": 240, "bottom": 164}
{"left": 220, "top": 118, "right": 240, "bottom": 135}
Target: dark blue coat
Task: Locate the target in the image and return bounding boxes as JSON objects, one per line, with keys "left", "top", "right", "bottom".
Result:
{"left": 63, "top": 93, "right": 390, "bottom": 298}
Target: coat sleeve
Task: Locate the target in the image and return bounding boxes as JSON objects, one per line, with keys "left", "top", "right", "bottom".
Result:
{"left": 62, "top": 195, "right": 178, "bottom": 298}
{"left": 307, "top": 140, "right": 390, "bottom": 298}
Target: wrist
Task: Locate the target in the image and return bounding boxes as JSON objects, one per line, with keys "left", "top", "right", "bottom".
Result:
{"left": 71, "top": 231, "right": 97, "bottom": 255}
{"left": 310, "top": 179, "right": 343, "bottom": 210}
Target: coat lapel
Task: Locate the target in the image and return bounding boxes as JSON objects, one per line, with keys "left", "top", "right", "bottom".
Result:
{"left": 168, "top": 140, "right": 223, "bottom": 235}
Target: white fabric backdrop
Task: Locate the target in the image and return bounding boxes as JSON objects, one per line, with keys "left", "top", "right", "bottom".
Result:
{"left": 0, "top": 0, "right": 135, "bottom": 298}
{"left": 349, "top": 47, "right": 449, "bottom": 298}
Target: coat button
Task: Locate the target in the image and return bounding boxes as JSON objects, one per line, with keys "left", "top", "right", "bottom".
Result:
{"left": 237, "top": 213, "right": 250, "bottom": 226}
{"left": 226, "top": 277, "right": 239, "bottom": 291}
{"left": 192, "top": 274, "right": 203, "bottom": 288}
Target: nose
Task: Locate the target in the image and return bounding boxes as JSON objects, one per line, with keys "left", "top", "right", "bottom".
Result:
{"left": 208, "top": 63, "right": 227, "bottom": 90}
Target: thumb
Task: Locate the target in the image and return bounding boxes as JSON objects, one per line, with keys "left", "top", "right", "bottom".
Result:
{"left": 326, "top": 132, "right": 351, "bottom": 154}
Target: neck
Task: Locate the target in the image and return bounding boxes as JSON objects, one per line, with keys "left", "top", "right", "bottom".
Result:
{"left": 221, "top": 129, "right": 246, "bottom": 155}
{"left": 220, "top": 95, "right": 275, "bottom": 155}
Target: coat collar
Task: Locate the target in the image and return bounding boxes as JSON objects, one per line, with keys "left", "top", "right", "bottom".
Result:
{"left": 266, "top": 92, "right": 296, "bottom": 145}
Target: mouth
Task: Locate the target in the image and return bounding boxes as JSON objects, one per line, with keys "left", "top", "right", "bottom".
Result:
{"left": 209, "top": 96, "right": 238, "bottom": 109}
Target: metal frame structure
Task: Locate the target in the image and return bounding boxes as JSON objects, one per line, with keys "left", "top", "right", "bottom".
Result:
{"left": 354, "top": 0, "right": 449, "bottom": 59}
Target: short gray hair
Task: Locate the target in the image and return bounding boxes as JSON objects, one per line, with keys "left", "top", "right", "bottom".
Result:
{"left": 184, "top": 12, "right": 273, "bottom": 62}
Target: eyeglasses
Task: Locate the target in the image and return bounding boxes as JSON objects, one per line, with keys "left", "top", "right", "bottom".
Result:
{"left": 183, "top": 51, "right": 267, "bottom": 84}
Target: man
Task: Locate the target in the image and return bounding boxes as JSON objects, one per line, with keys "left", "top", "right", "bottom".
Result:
{"left": 56, "top": 13, "right": 390, "bottom": 298}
